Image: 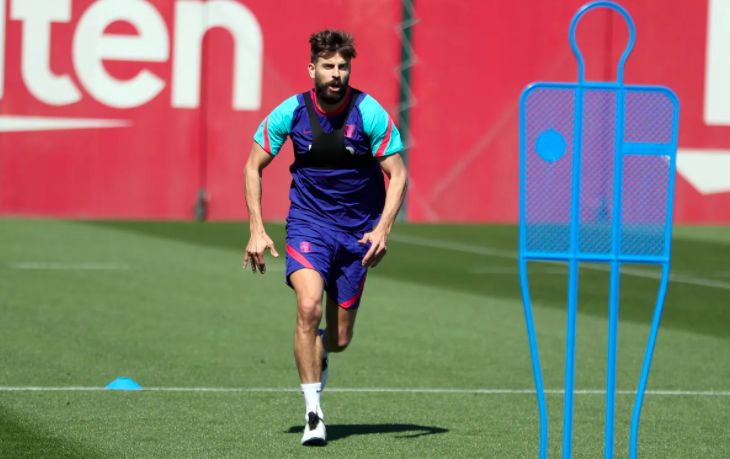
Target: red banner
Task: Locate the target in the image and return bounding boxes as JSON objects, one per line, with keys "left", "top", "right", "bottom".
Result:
{"left": 0, "top": 0, "right": 402, "bottom": 219}
{"left": 1, "top": 0, "right": 729, "bottom": 223}
{"left": 407, "top": 0, "right": 730, "bottom": 223}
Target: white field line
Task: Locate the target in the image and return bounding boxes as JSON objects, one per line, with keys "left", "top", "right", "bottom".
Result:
{"left": 389, "top": 234, "right": 730, "bottom": 291}
{"left": 7, "top": 262, "right": 129, "bottom": 270}
{"left": 0, "top": 386, "right": 729, "bottom": 397}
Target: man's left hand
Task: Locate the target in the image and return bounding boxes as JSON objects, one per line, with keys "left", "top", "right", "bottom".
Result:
{"left": 358, "top": 228, "right": 388, "bottom": 267}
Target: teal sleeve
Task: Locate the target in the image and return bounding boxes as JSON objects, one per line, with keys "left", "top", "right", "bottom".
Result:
{"left": 253, "top": 95, "right": 299, "bottom": 155}
{"left": 358, "top": 95, "right": 403, "bottom": 157}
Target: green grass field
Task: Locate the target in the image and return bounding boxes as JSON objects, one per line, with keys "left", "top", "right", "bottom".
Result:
{"left": 1, "top": 219, "right": 729, "bottom": 457}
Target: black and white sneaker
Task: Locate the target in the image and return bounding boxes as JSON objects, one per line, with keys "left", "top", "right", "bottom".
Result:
{"left": 301, "top": 411, "right": 326, "bottom": 446}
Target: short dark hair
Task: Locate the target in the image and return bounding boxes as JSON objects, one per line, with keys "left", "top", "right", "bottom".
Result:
{"left": 309, "top": 30, "right": 357, "bottom": 63}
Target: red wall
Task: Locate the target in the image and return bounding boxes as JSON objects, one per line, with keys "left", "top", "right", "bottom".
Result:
{"left": 408, "top": 0, "right": 730, "bottom": 223}
{"left": 1, "top": 0, "right": 729, "bottom": 223}
{"left": 0, "top": 0, "right": 402, "bottom": 220}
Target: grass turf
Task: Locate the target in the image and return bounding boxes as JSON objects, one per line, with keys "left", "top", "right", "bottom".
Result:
{"left": 0, "top": 219, "right": 728, "bottom": 457}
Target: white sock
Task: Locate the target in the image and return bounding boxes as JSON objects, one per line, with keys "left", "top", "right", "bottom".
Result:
{"left": 301, "top": 383, "right": 322, "bottom": 418}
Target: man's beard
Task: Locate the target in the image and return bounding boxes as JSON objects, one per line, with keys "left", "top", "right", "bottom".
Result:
{"left": 314, "top": 78, "right": 349, "bottom": 105}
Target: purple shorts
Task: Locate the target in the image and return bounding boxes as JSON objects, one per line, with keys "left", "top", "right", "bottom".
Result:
{"left": 285, "top": 223, "right": 369, "bottom": 309}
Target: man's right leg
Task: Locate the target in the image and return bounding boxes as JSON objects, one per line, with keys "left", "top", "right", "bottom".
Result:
{"left": 290, "top": 268, "right": 327, "bottom": 445}
{"left": 291, "top": 268, "right": 326, "bottom": 384}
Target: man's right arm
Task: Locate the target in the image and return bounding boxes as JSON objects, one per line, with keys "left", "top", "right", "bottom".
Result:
{"left": 243, "top": 142, "right": 278, "bottom": 274}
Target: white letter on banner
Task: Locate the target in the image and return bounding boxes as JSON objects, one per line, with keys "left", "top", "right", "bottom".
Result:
{"left": 73, "top": 0, "right": 168, "bottom": 109}
{"left": 705, "top": 0, "right": 730, "bottom": 125}
{"left": 11, "top": 0, "right": 82, "bottom": 105}
{"left": 172, "top": 0, "right": 262, "bottom": 110}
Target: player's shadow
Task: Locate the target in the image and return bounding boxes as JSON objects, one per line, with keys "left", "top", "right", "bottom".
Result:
{"left": 286, "top": 423, "right": 448, "bottom": 442}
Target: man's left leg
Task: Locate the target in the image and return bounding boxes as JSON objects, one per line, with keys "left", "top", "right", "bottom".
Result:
{"left": 320, "top": 234, "right": 367, "bottom": 390}
{"left": 324, "top": 295, "right": 358, "bottom": 353}
{"left": 318, "top": 294, "right": 358, "bottom": 393}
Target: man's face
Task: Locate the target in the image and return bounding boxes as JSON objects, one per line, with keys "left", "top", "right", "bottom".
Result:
{"left": 309, "top": 52, "right": 351, "bottom": 105}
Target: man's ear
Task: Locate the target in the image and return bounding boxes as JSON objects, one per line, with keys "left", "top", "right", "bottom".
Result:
{"left": 308, "top": 62, "right": 316, "bottom": 79}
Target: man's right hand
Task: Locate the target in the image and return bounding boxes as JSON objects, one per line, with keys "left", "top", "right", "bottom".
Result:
{"left": 243, "top": 232, "right": 279, "bottom": 274}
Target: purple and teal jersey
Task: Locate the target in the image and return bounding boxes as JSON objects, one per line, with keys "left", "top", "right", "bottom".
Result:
{"left": 253, "top": 88, "right": 403, "bottom": 232}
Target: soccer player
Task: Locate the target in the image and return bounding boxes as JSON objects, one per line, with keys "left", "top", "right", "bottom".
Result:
{"left": 242, "top": 30, "right": 407, "bottom": 446}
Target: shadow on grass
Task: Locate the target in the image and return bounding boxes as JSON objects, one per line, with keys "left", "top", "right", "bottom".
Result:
{"left": 0, "top": 405, "right": 101, "bottom": 458}
{"left": 285, "top": 423, "right": 448, "bottom": 442}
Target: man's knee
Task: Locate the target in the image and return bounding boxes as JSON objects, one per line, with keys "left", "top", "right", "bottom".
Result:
{"left": 297, "top": 297, "right": 322, "bottom": 330}
{"left": 327, "top": 327, "right": 354, "bottom": 353}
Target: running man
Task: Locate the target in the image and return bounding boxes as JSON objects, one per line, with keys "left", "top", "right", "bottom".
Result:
{"left": 243, "top": 30, "right": 407, "bottom": 446}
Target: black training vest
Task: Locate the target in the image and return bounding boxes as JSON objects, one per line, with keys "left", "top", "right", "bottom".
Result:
{"left": 294, "top": 90, "right": 378, "bottom": 169}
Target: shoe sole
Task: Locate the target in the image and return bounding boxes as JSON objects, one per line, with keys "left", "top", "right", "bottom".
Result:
{"left": 302, "top": 437, "right": 326, "bottom": 446}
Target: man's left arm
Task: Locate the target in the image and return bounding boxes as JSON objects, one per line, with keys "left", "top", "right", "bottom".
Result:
{"left": 359, "top": 153, "right": 408, "bottom": 267}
